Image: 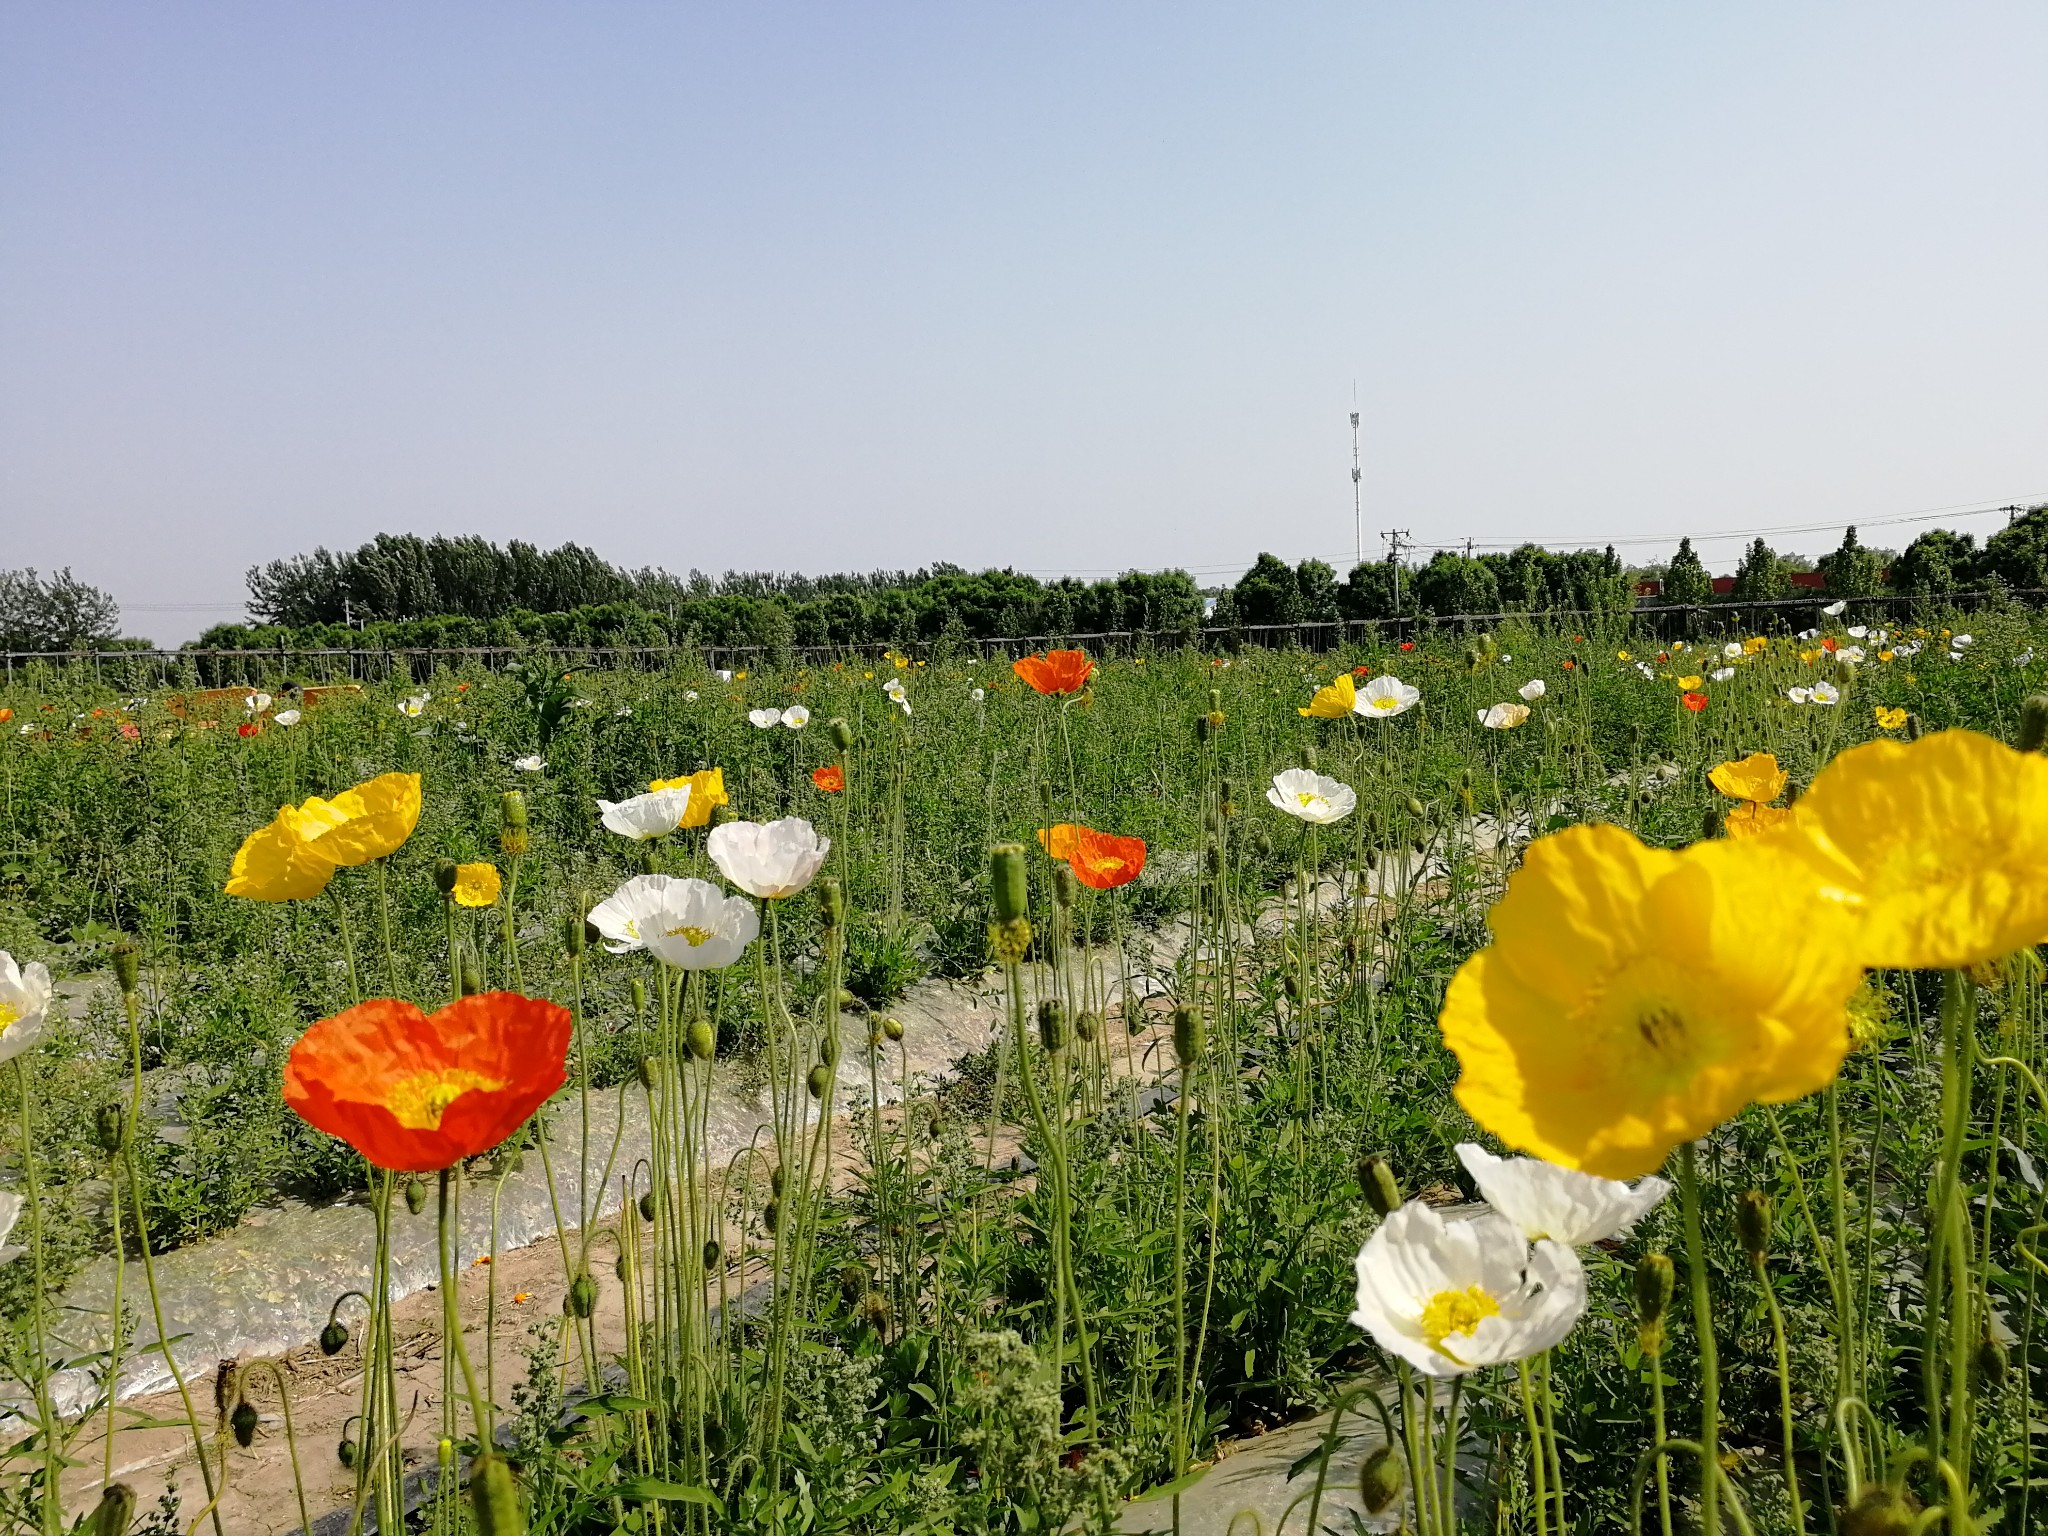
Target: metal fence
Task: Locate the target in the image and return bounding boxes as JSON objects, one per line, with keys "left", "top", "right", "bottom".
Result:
{"left": 1, "top": 587, "right": 2032, "bottom": 689}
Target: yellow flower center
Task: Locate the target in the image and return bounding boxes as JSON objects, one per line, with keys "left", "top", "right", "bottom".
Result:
{"left": 1371, "top": 698, "right": 1395, "bottom": 711}
{"left": 666, "top": 924, "right": 715, "bottom": 947}
{"left": 385, "top": 1068, "right": 505, "bottom": 1130}
{"left": 1297, "top": 793, "right": 1319, "bottom": 808}
{"left": 0, "top": 1003, "right": 20, "bottom": 1030}
{"left": 1421, "top": 1285, "right": 1499, "bottom": 1352}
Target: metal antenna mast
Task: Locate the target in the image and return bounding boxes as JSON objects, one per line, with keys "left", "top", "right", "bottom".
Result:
{"left": 1350, "top": 390, "right": 1363, "bottom": 571}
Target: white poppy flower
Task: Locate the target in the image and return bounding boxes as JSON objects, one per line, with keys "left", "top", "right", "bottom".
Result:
{"left": 715, "top": 670, "right": 734, "bottom": 683}
{"left": 684, "top": 690, "right": 699, "bottom": 702}
{"left": 1847, "top": 625, "right": 1868, "bottom": 639}
{"left": 1894, "top": 641, "right": 1922, "bottom": 657}
{"left": 2016, "top": 651, "right": 2035, "bottom": 668}
{"left": 1266, "top": 768, "right": 1357, "bottom": 824}
{"left": 1836, "top": 646, "right": 1865, "bottom": 664}
{"left": 1786, "top": 686, "right": 1812, "bottom": 704}
{"left": 1822, "top": 600, "right": 1847, "bottom": 617}
{"left": 0, "top": 1190, "right": 22, "bottom": 1264}
{"left": 971, "top": 688, "right": 985, "bottom": 702}
{"left": 1709, "top": 668, "right": 1735, "bottom": 683}
{"left": 1798, "top": 629, "right": 1820, "bottom": 641}
{"left": 588, "top": 874, "right": 687, "bottom": 954}
{"left": 615, "top": 706, "right": 634, "bottom": 718}
{"left": 513, "top": 754, "right": 545, "bottom": 772}
{"left": 1869, "top": 629, "right": 1889, "bottom": 645}
{"left": 1478, "top": 703, "right": 1531, "bottom": 730}
{"left": 0, "top": 953, "right": 54, "bottom": 1066}
{"left": 1810, "top": 681, "right": 1841, "bottom": 705}
{"left": 1517, "top": 679, "right": 1546, "bottom": 702}
{"left": 781, "top": 705, "right": 811, "bottom": 729}
{"left": 1953, "top": 634, "right": 1974, "bottom": 648}
{"left": 708, "top": 817, "right": 832, "bottom": 898}
{"left": 897, "top": 698, "right": 913, "bottom": 717}
{"left": 1635, "top": 662, "right": 1655, "bottom": 679}
{"left": 748, "top": 708, "right": 783, "bottom": 729}
{"left": 272, "top": 709, "right": 302, "bottom": 728}
{"left": 1350, "top": 1202, "right": 1586, "bottom": 1378}
{"left": 1355, "top": 676, "right": 1421, "bottom": 718}
{"left": 1456, "top": 1144, "right": 1671, "bottom": 1246}
{"left": 398, "top": 693, "right": 431, "bottom": 718}
{"left": 597, "top": 786, "right": 693, "bottom": 842}
{"left": 244, "top": 691, "right": 272, "bottom": 714}
{"left": 882, "top": 677, "right": 907, "bottom": 699}
{"left": 1723, "top": 643, "right": 1744, "bottom": 658}
{"left": 637, "top": 877, "right": 760, "bottom": 971}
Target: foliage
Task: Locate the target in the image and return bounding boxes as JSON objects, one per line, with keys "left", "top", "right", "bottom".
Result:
{"left": 0, "top": 568, "right": 124, "bottom": 652}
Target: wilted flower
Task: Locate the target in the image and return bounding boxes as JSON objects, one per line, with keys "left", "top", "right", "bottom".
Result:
{"left": 598, "top": 787, "right": 693, "bottom": 842}
{"left": 1356, "top": 676, "right": 1421, "bottom": 717}
{"left": 1822, "top": 600, "right": 1847, "bottom": 617}
{"left": 1350, "top": 1202, "right": 1586, "bottom": 1378}
{"left": 1517, "top": 680, "right": 1546, "bottom": 702}
{"left": 0, "top": 953, "right": 54, "bottom": 1065}
{"left": 708, "top": 818, "right": 831, "bottom": 898}
{"left": 1477, "top": 703, "right": 1530, "bottom": 730}
{"left": 1267, "top": 768, "right": 1357, "bottom": 824}
{"left": 1456, "top": 1143, "right": 1670, "bottom": 1245}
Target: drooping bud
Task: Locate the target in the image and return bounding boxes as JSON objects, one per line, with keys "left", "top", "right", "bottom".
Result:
{"left": 434, "top": 859, "right": 459, "bottom": 897}
{"left": 1839, "top": 1484, "right": 1918, "bottom": 1536}
{"left": 469, "top": 1450, "right": 525, "bottom": 1536}
{"left": 686, "top": 1018, "right": 716, "bottom": 1061}
{"left": 1037, "top": 999, "right": 1069, "bottom": 1053}
{"left": 1359, "top": 1445, "right": 1405, "bottom": 1515}
{"left": 818, "top": 1031, "right": 839, "bottom": 1068}
{"left": 83, "top": 1483, "right": 135, "bottom": 1536}
{"left": 566, "top": 1270, "right": 598, "bottom": 1319}
{"left": 702, "top": 1239, "right": 721, "bottom": 1268}
{"left": 1905, "top": 712, "right": 1923, "bottom": 741}
{"left": 1171, "top": 1004, "right": 1205, "bottom": 1066}
{"left": 1700, "top": 806, "right": 1723, "bottom": 841}
{"left": 807, "top": 1063, "right": 832, "bottom": 1099}
{"left": 762, "top": 1198, "right": 782, "bottom": 1235}
{"left": 1075, "top": 1010, "right": 1101, "bottom": 1043}
{"left": 637, "top": 1055, "right": 658, "bottom": 1089}
{"left": 212, "top": 1360, "right": 240, "bottom": 1425}
{"left": 990, "top": 844, "right": 1030, "bottom": 923}
{"left": 499, "top": 791, "right": 529, "bottom": 856}
{"left": 110, "top": 939, "right": 141, "bottom": 997}
{"left": 1405, "top": 796, "right": 1427, "bottom": 820}
{"left": 459, "top": 949, "right": 483, "bottom": 997}
{"left": 828, "top": 716, "right": 855, "bottom": 750}
{"left": 405, "top": 1178, "right": 427, "bottom": 1216}
{"left": 881, "top": 1016, "right": 904, "bottom": 1043}
{"left": 1974, "top": 1331, "right": 2010, "bottom": 1387}
{"left": 1634, "top": 1252, "right": 1675, "bottom": 1356}
{"left": 1051, "top": 863, "right": 1077, "bottom": 909}
{"left": 1736, "top": 1190, "right": 1772, "bottom": 1261}
{"left": 637, "top": 1191, "right": 656, "bottom": 1222}
{"left": 770, "top": 1165, "right": 786, "bottom": 1197}
{"left": 337, "top": 1435, "right": 359, "bottom": 1469}
{"left": 319, "top": 1319, "right": 350, "bottom": 1357}
{"left": 817, "top": 876, "right": 845, "bottom": 929}
{"left": 94, "top": 1103, "right": 127, "bottom": 1154}
{"left": 1359, "top": 1156, "right": 1402, "bottom": 1217}
{"left": 562, "top": 910, "right": 586, "bottom": 957}
{"left": 614, "top": 1253, "right": 629, "bottom": 1282}
{"left": 2019, "top": 695, "right": 2048, "bottom": 753}
{"left": 857, "top": 1290, "right": 892, "bottom": 1331}
{"left": 232, "top": 1400, "right": 259, "bottom": 1447}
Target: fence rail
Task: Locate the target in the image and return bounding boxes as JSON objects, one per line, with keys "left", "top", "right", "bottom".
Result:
{"left": 2, "top": 587, "right": 2036, "bottom": 686}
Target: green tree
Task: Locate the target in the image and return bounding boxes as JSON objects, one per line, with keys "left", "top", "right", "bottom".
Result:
{"left": 1295, "top": 560, "right": 1340, "bottom": 623}
{"left": 0, "top": 567, "right": 122, "bottom": 651}
{"left": 1230, "top": 554, "right": 1305, "bottom": 627}
{"left": 1662, "top": 538, "right": 1712, "bottom": 607}
{"left": 1979, "top": 505, "right": 2048, "bottom": 592}
{"left": 1339, "top": 561, "right": 1409, "bottom": 621}
{"left": 1889, "top": 528, "right": 1978, "bottom": 597}
{"left": 1730, "top": 539, "right": 1789, "bottom": 602}
{"left": 1818, "top": 525, "right": 1884, "bottom": 599}
{"left": 1412, "top": 552, "right": 1501, "bottom": 617}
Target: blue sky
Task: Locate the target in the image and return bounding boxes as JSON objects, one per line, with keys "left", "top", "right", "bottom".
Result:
{"left": 3, "top": 4, "right": 2044, "bottom": 641}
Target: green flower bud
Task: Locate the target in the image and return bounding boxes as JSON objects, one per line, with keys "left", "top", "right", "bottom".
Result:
{"left": 828, "top": 716, "right": 855, "bottom": 750}
{"left": 1906, "top": 712, "right": 1923, "bottom": 742}
{"left": 637, "top": 1055, "right": 658, "bottom": 1089}
{"left": 1736, "top": 1190, "right": 1772, "bottom": 1261}
{"left": 1975, "top": 1331, "right": 2009, "bottom": 1387}
{"left": 807, "top": 1063, "right": 832, "bottom": 1099}
{"left": 686, "top": 1018, "right": 716, "bottom": 1061}
{"left": 614, "top": 1253, "right": 629, "bottom": 1282}
{"left": 1051, "top": 863, "right": 1077, "bottom": 909}
{"left": 1359, "top": 1445, "right": 1406, "bottom": 1515}
{"left": 562, "top": 910, "right": 586, "bottom": 957}
{"left": 405, "top": 1178, "right": 427, "bottom": 1216}
{"left": 434, "top": 859, "right": 459, "bottom": 897}
{"left": 459, "top": 949, "right": 483, "bottom": 997}
{"left": 762, "top": 1197, "right": 782, "bottom": 1235}
{"left": 817, "top": 876, "right": 845, "bottom": 929}
{"left": 337, "top": 1435, "right": 358, "bottom": 1469}
{"left": 110, "top": 939, "right": 141, "bottom": 997}
{"left": 1171, "top": 1004, "right": 1205, "bottom": 1066}
{"left": 1075, "top": 1010, "right": 1101, "bottom": 1043}
{"left": 231, "top": 1400, "right": 259, "bottom": 1448}
{"left": 857, "top": 1290, "right": 892, "bottom": 1330}
{"left": 770, "top": 1165, "right": 786, "bottom": 1197}
{"left": 94, "top": 1103, "right": 127, "bottom": 1154}
{"left": 990, "top": 843, "right": 1030, "bottom": 922}
{"left": 1840, "top": 1485, "right": 1918, "bottom": 1536}
{"left": 1359, "top": 1156, "right": 1401, "bottom": 1218}
{"left": 469, "top": 1451, "right": 524, "bottom": 1536}
{"left": 1406, "top": 796, "right": 1427, "bottom": 820}
{"left": 702, "top": 1416, "right": 729, "bottom": 1457}
{"left": 881, "top": 1016, "right": 904, "bottom": 1042}
{"left": 85, "top": 1484, "right": 136, "bottom": 1536}
{"left": 498, "top": 791, "right": 529, "bottom": 856}
{"left": 566, "top": 1270, "right": 598, "bottom": 1318}
{"left": 2020, "top": 695, "right": 2048, "bottom": 754}
{"left": 1037, "top": 999, "right": 1069, "bottom": 1053}
{"left": 319, "top": 1320, "right": 349, "bottom": 1357}
{"left": 1701, "top": 806, "right": 1723, "bottom": 841}
{"left": 702, "top": 1239, "right": 721, "bottom": 1268}
{"left": 1634, "top": 1252, "right": 1675, "bottom": 1356}
{"left": 630, "top": 978, "right": 646, "bottom": 1013}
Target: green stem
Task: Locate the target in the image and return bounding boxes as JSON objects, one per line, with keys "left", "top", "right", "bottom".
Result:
{"left": 1679, "top": 1142, "right": 1721, "bottom": 1536}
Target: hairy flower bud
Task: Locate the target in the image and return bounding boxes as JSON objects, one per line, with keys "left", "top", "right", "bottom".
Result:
{"left": 637, "top": 1055, "right": 658, "bottom": 1089}
{"left": 686, "top": 1018, "right": 716, "bottom": 1061}
{"left": 1635, "top": 1252, "right": 1675, "bottom": 1356}
{"left": 1840, "top": 1485, "right": 1918, "bottom": 1536}
{"left": 637, "top": 1191, "right": 656, "bottom": 1222}
{"left": 405, "top": 1178, "right": 427, "bottom": 1216}
{"left": 1974, "top": 1331, "right": 2009, "bottom": 1387}
{"left": 1905, "top": 712, "right": 1923, "bottom": 742}
{"left": 1359, "top": 1156, "right": 1402, "bottom": 1218}
{"left": 1405, "top": 796, "right": 1427, "bottom": 820}
{"left": 562, "top": 910, "right": 586, "bottom": 957}
{"left": 212, "top": 1359, "right": 240, "bottom": 1425}
{"left": 807, "top": 1063, "right": 832, "bottom": 1098}
{"left": 232, "top": 1400, "right": 259, "bottom": 1448}
{"left": 110, "top": 939, "right": 141, "bottom": 997}
{"left": 2019, "top": 695, "right": 2048, "bottom": 754}
{"left": 83, "top": 1483, "right": 135, "bottom": 1536}
{"left": 498, "top": 791, "right": 529, "bottom": 856}
{"left": 1074, "top": 1009, "right": 1101, "bottom": 1043}
{"left": 469, "top": 1451, "right": 524, "bottom": 1536}
{"left": 881, "top": 1015, "right": 904, "bottom": 1043}
{"left": 1171, "top": 1004, "right": 1205, "bottom": 1066}
{"left": 94, "top": 1103, "right": 127, "bottom": 1154}
{"left": 1037, "top": 999, "right": 1069, "bottom": 1053}
{"left": 566, "top": 1270, "right": 598, "bottom": 1319}
{"left": 1359, "top": 1445, "right": 1405, "bottom": 1515}
{"left": 1736, "top": 1190, "right": 1772, "bottom": 1261}
{"left": 703, "top": 1238, "right": 721, "bottom": 1268}
{"left": 828, "top": 716, "right": 855, "bottom": 750}
{"left": 434, "top": 859, "right": 459, "bottom": 897}
{"left": 816, "top": 876, "right": 845, "bottom": 929}
{"left": 459, "top": 949, "right": 482, "bottom": 997}
{"left": 990, "top": 844, "right": 1030, "bottom": 923}
{"left": 1051, "top": 863, "right": 1077, "bottom": 909}
{"left": 762, "top": 1197, "right": 782, "bottom": 1235}
{"left": 320, "top": 1319, "right": 350, "bottom": 1357}
{"left": 1701, "top": 806, "right": 1723, "bottom": 841}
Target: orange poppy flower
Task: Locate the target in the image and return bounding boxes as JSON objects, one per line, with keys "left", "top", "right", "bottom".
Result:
{"left": 1398, "top": 641, "right": 1416, "bottom": 652}
{"left": 811, "top": 764, "right": 845, "bottom": 793}
{"left": 1680, "top": 691, "right": 1708, "bottom": 712}
{"left": 284, "top": 993, "right": 571, "bottom": 1171}
{"left": 0, "top": 709, "right": 10, "bottom": 724}
{"left": 1013, "top": 649, "right": 1094, "bottom": 696}
{"left": 1070, "top": 829, "right": 1146, "bottom": 890}
{"left": 1037, "top": 823, "right": 1084, "bottom": 860}
{"left": 238, "top": 722, "right": 261, "bottom": 737}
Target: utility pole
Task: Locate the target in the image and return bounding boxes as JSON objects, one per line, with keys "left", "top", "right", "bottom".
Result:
{"left": 1382, "top": 528, "right": 1410, "bottom": 615}
{"left": 1464, "top": 537, "right": 1475, "bottom": 558}
{"left": 1350, "top": 393, "right": 1363, "bottom": 571}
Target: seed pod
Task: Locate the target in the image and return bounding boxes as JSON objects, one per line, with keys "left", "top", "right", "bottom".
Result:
{"left": 637, "top": 1191, "right": 656, "bottom": 1222}
{"left": 319, "top": 1320, "right": 349, "bottom": 1357}
{"left": 1051, "top": 863, "right": 1077, "bottom": 909}
{"left": 807, "top": 1063, "right": 832, "bottom": 1099}
{"left": 1359, "top": 1445, "right": 1406, "bottom": 1515}
{"left": 110, "top": 939, "right": 141, "bottom": 997}
{"left": 499, "top": 791, "right": 529, "bottom": 856}
{"left": 232, "top": 1400, "right": 259, "bottom": 1448}
{"left": 828, "top": 716, "right": 855, "bottom": 750}
{"left": 566, "top": 1270, "right": 598, "bottom": 1318}
{"left": 1037, "top": 999, "right": 1069, "bottom": 1053}
{"left": 459, "top": 949, "right": 483, "bottom": 997}
{"left": 1171, "top": 1005, "right": 1205, "bottom": 1065}
{"left": 989, "top": 843, "right": 1030, "bottom": 923}
{"left": 2019, "top": 696, "right": 2048, "bottom": 753}
{"left": 434, "top": 859, "right": 459, "bottom": 897}
{"left": 1736, "top": 1190, "right": 1772, "bottom": 1260}
{"left": 1359, "top": 1156, "right": 1401, "bottom": 1218}
{"left": 817, "top": 876, "right": 845, "bottom": 929}
{"left": 94, "top": 1103, "right": 127, "bottom": 1154}
{"left": 337, "top": 1435, "right": 358, "bottom": 1469}
{"left": 686, "top": 1018, "right": 716, "bottom": 1061}
{"left": 702, "top": 1239, "right": 721, "bottom": 1268}
{"left": 562, "top": 910, "right": 586, "bottom": 957}
{"left": 762, "top": 1198, "right": 782, "bottom": 1235}
{"left": 469, "top": 1451, "right": 524, "bottom": 1536}
{"left": 881, "top": 1016, "right": 904, "bottom": 1043}
{"left": 1075, "top": 1010, "right": 1101, "bottom": 1043}
{"left": 405, "top": 1178, "right": 427, "bottom": 1216}
{"left": 84, "top": 1482, "right": 135, "bottom": 1536}
{"left": 1634, "top": 1252, "right": 1675, "bottom": 1356}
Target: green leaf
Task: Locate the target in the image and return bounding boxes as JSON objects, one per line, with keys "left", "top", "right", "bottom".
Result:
{"left": 612, "top": 1477, "right": 721, "bottom": 1507}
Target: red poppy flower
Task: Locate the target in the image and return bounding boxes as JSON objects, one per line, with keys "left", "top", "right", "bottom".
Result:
{"left": 119, "top": 721, "right": 141, "bottom": 741}
{"left": 811, "top": 764, "right": 845, "bottom": 793}
{"left": 1352, "top": 665, "right": 1372, "bottom": 678}
{"left": 1821, "top": 636, "right": 1838, "bottom": 653}
{"left": 1399, "top": 641, "right": 1416, "bottom": 652}
{"left": 238, "top": 722, "right": 261, "bottom": 738}
{"left": 1013, "top": 650, "right": 1094, "bottom": 696}
{"left": 1680, "top": 691, "right": 1709, "bottom": 713}
{"left": 284, "top": 993, "right": 571, "bottom": 1171}
{"left": 1070, "top": 829, "right": 1146, "bottom": 890}
{"left": 1562, "top": 659, "right": 1576, "bottom": 670}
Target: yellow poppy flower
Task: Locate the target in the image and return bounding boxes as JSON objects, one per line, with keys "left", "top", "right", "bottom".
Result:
{"left": 452, "top": 863, "right": 501, "bottom": 908}
{"left": 1439, "top": 824, "right": 1862, "bottom": 1178}
{"left": 1878, "top": 650, "right": 1895, "bottom": 663}
{"left": 650, "top": 767, "right": 728, "bottom": 830}
{"left": 1744, "top": 637, "right": 1768, "bottom": 655}
{"left": 297, "top": 773, "right": 423, "bottom": 867}
{"left": 225, "top": 816, "right": 339, "bottom": 902}
{"left": 1299, "top": 673, "right": 1357, "bottom": 719}
{"left": 1784, "top": 729, "right": 2048, "bottom": 969}
{"left": 1709, "top": 752, "right": 1787, "bottom": 805}
{"left": 1799, "top": 648, "right": 1824, "bottom": 666}
{"left": 1724, "top": 802, "right": 1792, "bottom": 840}
{"left": 1873, "top": 706, "right": 1907, "bottom": 731}
{"left": 1676, "top": 675, "right": 1702, "bottom": 691}
{"left": 1616, "top": 651, "right": 1631, "bottom": 661}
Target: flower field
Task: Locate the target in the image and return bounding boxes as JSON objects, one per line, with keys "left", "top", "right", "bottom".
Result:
{"left": 2, "top": 604, "right": 2048, "bottom": 1534}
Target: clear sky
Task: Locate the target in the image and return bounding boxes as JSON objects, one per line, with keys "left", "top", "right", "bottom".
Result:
{"left": 4, "top": 3, "right": 2044, "bottom": 643}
